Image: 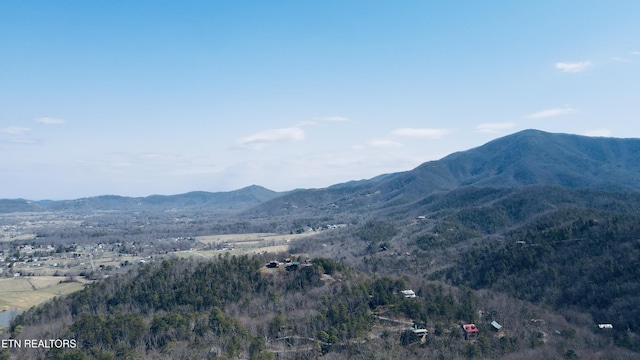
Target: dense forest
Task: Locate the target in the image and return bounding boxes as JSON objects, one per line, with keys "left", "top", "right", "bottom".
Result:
{"left": 0, "top": 250, "right": 636, "bottom": 359}
{"left": 283, "top": 186, "right": 640, "bottom": 358}
{"left": 441, "top": 209, "right": 640, "bottom": 352}
{"left": 3, "top": 253, "right": 621, "bottom": 360}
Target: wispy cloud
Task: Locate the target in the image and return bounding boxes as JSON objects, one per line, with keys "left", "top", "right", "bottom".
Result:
{"left": 236, "top": 117, "right": 346, "bottom": 149}
{"left": 527, "top": 107, "right": 576, "bottom": 119}
{"left": 368, "top": 139, "right": 403, "bottom": 148}
{"left": 1, "top": 126, "right": 31, "bottom": 135}
{"left": 297, "top": 120, "right": 317, "bottom": 127}
{"left": 612, "top": 56, "right": 631, "bottom": 63}
{"left": 476, "top": 122, "right": 516, "bottom": 134}
{"left": 299, "top": 116, "right": 350, "bottom": 127}
{"left": 390, "top": 128, "right": 452, "bottom": 139}
{"left": 0, "top": 138, "right": 41, "bottom": 145}
{"left": 632, "top": 51, "right": 640, "bottom": 56}
{"left": 235, "top": 127, "right": 305, "bottom": 149}
{"left": 555, "top": 61, "right": 592, "bottom": 73}
{"left": 36, "top": 117, "right": 66, "bottom": 125}
{"left": 582, "top": 128, "right": 612, "bottom": 137}
{"left": 316, "top": 116, "right": 349, "bottom": 122}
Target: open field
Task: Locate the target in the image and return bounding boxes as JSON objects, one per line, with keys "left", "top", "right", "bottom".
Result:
{"left": 0, "top": 276, "right": 89, "bottom": 312}
{"left": 196, "top": 232, "right": 316, "bottom": 244}
{"left": 174, "top": 244, "right": 292, "bottom": 260}
{"left": 0, "top": 234, "right": 37, "bottom": 242}
{"left": 194, "top": 232, "right": 320, "bottom": 257}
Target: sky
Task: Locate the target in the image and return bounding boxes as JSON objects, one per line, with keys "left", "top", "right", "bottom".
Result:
{"left": 1, "top": 1, "right": 639, "bottom": 200}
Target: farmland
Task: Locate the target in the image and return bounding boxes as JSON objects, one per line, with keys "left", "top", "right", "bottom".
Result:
{"left": 0, "top": 276, "right": 88, "bottom": 312}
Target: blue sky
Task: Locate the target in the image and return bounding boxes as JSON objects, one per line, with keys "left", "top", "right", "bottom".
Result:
{"left": 1, "top": 1, "right": 639, "bottom": 200}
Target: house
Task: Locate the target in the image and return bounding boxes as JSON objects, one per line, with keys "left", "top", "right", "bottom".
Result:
{"left": 462, "top": 324, "right": 479, "bottom": 340}
{"left": 401, "top": 289, "right": 417, "bottom": 298}
{"left": 410, "top": 321, "right": 428, "bottom": 336}
{"left": 598, "top": 324, "right": 613, "bottom": 329}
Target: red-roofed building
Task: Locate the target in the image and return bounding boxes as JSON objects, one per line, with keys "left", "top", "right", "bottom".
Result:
{"left": 462, "top": 324, "right": 479, "bottom": 340}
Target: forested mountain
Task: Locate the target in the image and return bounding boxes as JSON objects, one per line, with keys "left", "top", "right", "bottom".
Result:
{"left": 244, "top": 130, "right": 640, "bottom": 218}
{"left": 424, "top": 129, "right": 640, "bottom": 191}
{"left": 443, "top": 205, "right": 640, "bottom": 351}
{"left": 272, "top": 184, "right": 640, "bottom": 357}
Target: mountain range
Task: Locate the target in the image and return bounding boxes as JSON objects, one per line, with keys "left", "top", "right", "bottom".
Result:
{"left": 2, "top": 129, "right": 640, "bottom": 214}
{"left": 245, "top": 129, "right": 640, "bottom": 217}
{"left": 0, "top": 184, "right": 281, "bottom": 213}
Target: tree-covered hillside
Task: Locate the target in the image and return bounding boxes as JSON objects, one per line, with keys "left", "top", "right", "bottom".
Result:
{"left": 442, "top": 208, "right": 640, "bottom": 351}
{"left": 3, "top": 253, "right": 625, "bottom": 360}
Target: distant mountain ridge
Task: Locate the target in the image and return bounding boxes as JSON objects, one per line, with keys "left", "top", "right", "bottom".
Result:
{"left": 3, "top": 130, "right": 640, "bottom": 214}
{"left": 0, "top": 185, "right": 281, "bottom": 213}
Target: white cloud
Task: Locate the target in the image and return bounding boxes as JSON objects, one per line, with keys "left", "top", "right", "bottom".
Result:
{"left": 631, "top": 51, "right": 640, "bottom": 56}
{"left": 582, "top": 128, "right": 612, "bottom": 137}
{"left": 235, "top": 127, "right": 305, "bottom": 149}
{"left": 476, "top": 122, "right": 516, "bottom": 134}
{"left": 527, "top": 107, "right": 576, "bottom": 119}
{"left": 36, "top": 117, "right": 66, "bottom": 125}
{"left": 390, "top": 128, "right": 452, "bottom": 139}
{"left": 369, "top": 139, "right": 403, "bottom": 148}
{"left": 555, "top": 61, "right": 592, "bottom": 73}
{"left": 1, "top": 126, "right": 31, "bottom": 135}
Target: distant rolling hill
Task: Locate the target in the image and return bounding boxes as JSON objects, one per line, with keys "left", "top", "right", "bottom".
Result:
{"left": 0, "top": 185, "right": 282, "bottom": 213}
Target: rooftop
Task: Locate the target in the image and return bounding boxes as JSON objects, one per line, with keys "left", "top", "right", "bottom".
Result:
{"left": 463, "top": 324, "right": 479, "bottom": 333}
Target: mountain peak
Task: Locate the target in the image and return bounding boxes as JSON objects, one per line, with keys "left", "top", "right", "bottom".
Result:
{"left": 418, "top": 129, "right": 640, "bottom": 191}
